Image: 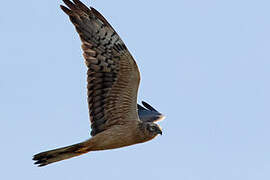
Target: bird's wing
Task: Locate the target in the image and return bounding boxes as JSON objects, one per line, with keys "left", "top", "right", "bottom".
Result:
{"left": 142, "top": 101, "right": 159, "bottom": 112}
{"left": 137, "top": 104, "right": 147, "bottom": 111}
{"left": 138, "top": 101, "right": 165, "bottom": 123}
{"left": 61, "top": 0, "right": 140, "bottom": 136}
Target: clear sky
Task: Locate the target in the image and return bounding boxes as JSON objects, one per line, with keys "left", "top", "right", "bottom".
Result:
{"left": 0, "top": 0, "right": 269, "bottom": 179}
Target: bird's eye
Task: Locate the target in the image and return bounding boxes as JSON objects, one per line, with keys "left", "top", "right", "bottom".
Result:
{"left": 149, "top": 126, "right": 156, "bottom": 132}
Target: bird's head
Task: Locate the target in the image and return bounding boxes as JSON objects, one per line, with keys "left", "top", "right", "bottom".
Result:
{"left": 147, "top": 122, "right": 162, "bottom": 136}
{"left": 137, "top": 101, "right": 164, "bottom": 141}
{"left": 139, "top": 122, "right": 162, "bottom": 139}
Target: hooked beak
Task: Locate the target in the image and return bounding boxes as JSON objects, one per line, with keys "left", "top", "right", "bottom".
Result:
{"left": 157, "top": 129, "right": 162, "bottom": 135}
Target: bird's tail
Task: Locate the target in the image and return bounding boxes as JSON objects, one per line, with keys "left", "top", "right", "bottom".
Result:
{"left": 33, "top": 141, "right": 90, "bottom": 167}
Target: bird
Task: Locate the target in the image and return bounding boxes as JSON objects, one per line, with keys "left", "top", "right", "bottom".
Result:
{"left": 33, "top": 0, "right": 165, "bottom": 167}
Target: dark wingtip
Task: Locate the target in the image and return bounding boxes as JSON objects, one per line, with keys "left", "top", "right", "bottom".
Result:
{"left": 73, "top": 0, "right": 91, "bottom": 14}
{"left": 62, "top": 0, "right": 75, "bottom": 9}
{"left": 137, "top": 104, "right": 147, "bottom": 110}
{"left": 142, "top": 101, "right": 158, "bottom": 112}
{"left": 60, "top": 5, "right": 72, "bottom": 15}
{"left": 90, "top": 6, "right": 114, "bottom": 29}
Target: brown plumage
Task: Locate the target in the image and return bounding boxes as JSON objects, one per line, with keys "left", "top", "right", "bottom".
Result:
{"left": 33, "top": 0, "right": 163, "bottom": 167}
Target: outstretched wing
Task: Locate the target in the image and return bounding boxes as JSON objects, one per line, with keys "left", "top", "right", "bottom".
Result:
{"left": 61, "top": 0, "right": 140, "bottom": 136}
{"left": 137, "top": 101, "right": 165, "bottom": 123}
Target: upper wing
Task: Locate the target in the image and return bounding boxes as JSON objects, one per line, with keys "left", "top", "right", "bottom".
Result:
{"left": 61, "top": 0, "right": 140, "bottom": 136}
{"left": 137, "top": 101, "right": 165, "bottom": 123}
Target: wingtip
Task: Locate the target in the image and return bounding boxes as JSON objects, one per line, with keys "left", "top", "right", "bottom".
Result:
{"left": 61, "top": 0, "right": 93, "bottom": 15}
{"left": 62, "top": 0, "right": 77, "bottom": 11}
{"left": 137, "top": 103, "right": 146, "bottom": 110}
{"left": 74, "top": 0, "right": 92, "bottom": 14}
{"left": 90, "top": 6, "right": 114, "bottom": 29}
{"left": 142, "top": 101, "right": 158, "bottom": 112}
{"left": 158, "top": 114, "right": 166, "bottom": 122}
{"left": 60, "top": 5, "right": 72, "bottom": 15}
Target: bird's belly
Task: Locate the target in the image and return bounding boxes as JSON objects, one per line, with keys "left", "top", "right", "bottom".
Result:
{"left": 88, "top": 125, "right": 141, "bottom": 151}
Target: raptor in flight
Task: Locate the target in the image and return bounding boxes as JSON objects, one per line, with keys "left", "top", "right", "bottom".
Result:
{"left": 33, "top": 0, "right": 165, "bottom": 167}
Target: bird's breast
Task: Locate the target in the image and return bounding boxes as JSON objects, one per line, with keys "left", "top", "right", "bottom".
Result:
{"left": 88, "top": 124, "right": 144, "bottom": 151}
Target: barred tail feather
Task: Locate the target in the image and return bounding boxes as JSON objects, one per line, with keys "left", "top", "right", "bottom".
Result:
{"left": 33, "top": 141, "right": 90, "bottom": 167}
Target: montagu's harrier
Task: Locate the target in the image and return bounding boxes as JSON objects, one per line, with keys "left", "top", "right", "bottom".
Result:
{"left": 33, "top": 0, "right": 165, "bottom": 167}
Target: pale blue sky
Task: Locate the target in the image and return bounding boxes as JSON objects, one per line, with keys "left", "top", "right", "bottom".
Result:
{"left": 1, "top": 0, "right": 270, "bottom": 179}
